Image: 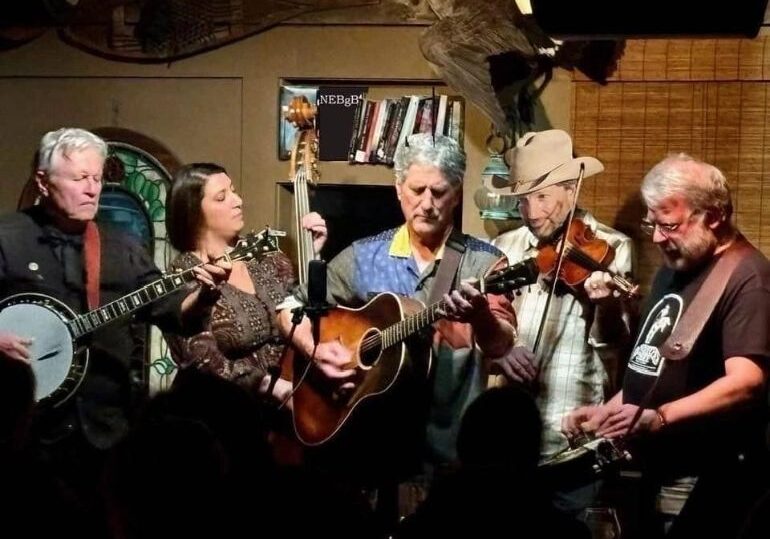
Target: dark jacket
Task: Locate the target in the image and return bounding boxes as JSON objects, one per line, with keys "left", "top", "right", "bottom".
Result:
{"left": 0, "top": 206, "right": 189, "bottom": 449}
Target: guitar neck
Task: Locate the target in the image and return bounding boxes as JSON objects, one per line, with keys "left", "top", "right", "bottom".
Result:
{"left": 68, "top": 267, "right": 199, "bottom": 338}
{"left": 380, "top": 298, "right": 448, "bottom": 349}
{"left": 377, "top": 258, "right": 537, "bottom": 349}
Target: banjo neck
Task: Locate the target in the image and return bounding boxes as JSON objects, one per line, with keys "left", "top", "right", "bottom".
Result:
{"left": 66, "top": 267, "right": 199, "bottom": 339}
{"left": 65, "top": 228, "right": 282, "bottom": 339}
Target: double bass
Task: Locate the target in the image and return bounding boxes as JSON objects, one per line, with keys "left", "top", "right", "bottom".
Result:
{"left": 271, "top": 96, "right": 320, "bottom": 463}
{"left": 284, "top": 95, "right": 319, "bottom": 283}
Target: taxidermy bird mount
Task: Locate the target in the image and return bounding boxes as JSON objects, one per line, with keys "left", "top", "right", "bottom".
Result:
{"left": 420, "top": 0, "right": 625, "bottom": 138}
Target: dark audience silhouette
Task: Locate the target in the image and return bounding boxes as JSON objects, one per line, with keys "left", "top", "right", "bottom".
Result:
{"left": 397, "top": 384, "right": 590, "bottom": 538}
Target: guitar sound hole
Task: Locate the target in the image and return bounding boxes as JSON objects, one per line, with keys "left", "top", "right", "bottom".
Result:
{"left": 358, "top": 328, "right": 383, "bottom": 369}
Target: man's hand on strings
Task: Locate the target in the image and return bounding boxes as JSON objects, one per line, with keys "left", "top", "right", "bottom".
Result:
{"left": 562, "top": 404, "right": 613, "bottom": 440}
{"left": 585, "top": 271, "right": 619, "bottom": 302}
{"left": 311, "top": 340, "right": 357, "bottom": 390}
{"left": 302, "top": 212, "right": 328, "bottom": 256}
{"left": 594, "top": 404, "right": 663, "bottom": 438}
{"left": 490, "top": 346, "right": 537, "bottom": 383}
{"left": 441, "top": 280, "right": 489, "bottom": 323}
{"left": 0, "top": 332, "right": 33, "bottom": 363}
{"left": 585, "top": 271, "right": 640, "bottom": 303}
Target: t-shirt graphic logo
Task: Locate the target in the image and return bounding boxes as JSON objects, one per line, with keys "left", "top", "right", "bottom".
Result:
{"left": 629, "top": 294, "right": 683, "bottom": 376}
{"left": 645, "top": 304, "right": 672, "bottom": 345}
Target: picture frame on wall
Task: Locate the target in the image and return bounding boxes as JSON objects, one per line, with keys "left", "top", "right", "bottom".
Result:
{"left": 278, "top": 83, "right": 319, "bottom": 160}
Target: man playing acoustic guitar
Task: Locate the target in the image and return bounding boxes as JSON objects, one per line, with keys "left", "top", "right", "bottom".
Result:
{"left": 277, "top": 133, "right": 515, "bottom": 493}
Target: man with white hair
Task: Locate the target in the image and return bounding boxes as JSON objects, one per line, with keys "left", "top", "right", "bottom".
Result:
{"left": 278, "top": 133, "right": 516, "bottom": 487}
{"left": 492, "top": 129, "right": 636, "bottom": 513}
{"left": 0, "top": 127, "right": 230, "bottom": 500}
{"left": 564, "top": 154, "right": 770, "bottom": 538}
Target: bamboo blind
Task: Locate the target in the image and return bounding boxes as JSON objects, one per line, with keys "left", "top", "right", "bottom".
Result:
{"left": 572, "top": 38, "right": 770, "bottom": 290}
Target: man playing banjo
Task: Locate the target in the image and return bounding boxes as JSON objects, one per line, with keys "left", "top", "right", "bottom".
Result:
{"left": 0, "top": 128, "right": 230, "bottom": 505}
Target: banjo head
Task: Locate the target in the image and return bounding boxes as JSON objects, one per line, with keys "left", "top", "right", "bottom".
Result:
{"left": 0, "top": 294, "right": 82, "bottom": 404}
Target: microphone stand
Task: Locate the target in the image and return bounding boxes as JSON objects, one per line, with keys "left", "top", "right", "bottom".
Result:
{"left": 271, "top": 296, "right": 335, "bottom": 411}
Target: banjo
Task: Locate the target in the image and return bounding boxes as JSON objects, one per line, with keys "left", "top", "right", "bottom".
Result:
{"left": 539, "top": 432, "right": 630, "bottom": 474}
{"left": 0, "top": 228, "right": 284, "bottom": 409}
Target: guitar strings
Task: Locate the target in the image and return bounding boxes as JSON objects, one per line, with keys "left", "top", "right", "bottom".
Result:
{"left": 357, "top": 300, "right": 446, "bottom": 353}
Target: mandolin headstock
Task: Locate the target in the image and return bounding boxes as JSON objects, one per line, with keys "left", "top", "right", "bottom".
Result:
{"left": 229, "top": 227, "right": 287, "bottom": 262}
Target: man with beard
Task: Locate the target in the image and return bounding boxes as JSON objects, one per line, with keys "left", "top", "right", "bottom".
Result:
{"left": 491, "top": 129, "right": 636, "bottom": 514}
{"left": 563, "top": 154, "right": 770, "bottom": 539}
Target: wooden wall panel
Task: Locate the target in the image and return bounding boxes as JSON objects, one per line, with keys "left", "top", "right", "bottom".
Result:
{"left": 573, "top": 37, "right": 770, "bottom": 290}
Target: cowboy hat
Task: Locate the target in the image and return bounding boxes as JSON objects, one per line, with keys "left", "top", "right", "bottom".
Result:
{"left": 504, "top": 129, "right": 604, "bottom": 196}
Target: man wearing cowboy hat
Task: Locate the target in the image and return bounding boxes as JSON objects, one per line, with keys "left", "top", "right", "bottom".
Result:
{"left": 492, "top": 129, "right": 636, "bottom": 513}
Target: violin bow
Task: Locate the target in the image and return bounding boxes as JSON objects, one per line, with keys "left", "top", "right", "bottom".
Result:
{"left": 531, "top": 163, "right": 586, "bottom": 355}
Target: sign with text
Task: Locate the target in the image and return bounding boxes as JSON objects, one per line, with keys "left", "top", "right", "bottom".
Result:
{"left": 317, "top": 86, "right": 367, "bottom": 161}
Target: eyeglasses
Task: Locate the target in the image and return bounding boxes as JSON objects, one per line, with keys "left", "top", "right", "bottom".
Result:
{"left": 640, "top": 211, "right": 699, "bottom": 238}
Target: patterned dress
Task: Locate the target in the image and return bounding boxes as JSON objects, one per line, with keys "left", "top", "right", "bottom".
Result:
{"left": 165, "top": 250, "right": 295, "bottom": 392}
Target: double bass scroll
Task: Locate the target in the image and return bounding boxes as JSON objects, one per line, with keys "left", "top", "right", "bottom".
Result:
{"left": 284, "top": 95, "right": 320, "bottom": 285}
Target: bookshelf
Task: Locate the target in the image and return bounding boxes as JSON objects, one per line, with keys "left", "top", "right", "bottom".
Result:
{"left": 279, "top": 78, "right": 465, "bottom": 170}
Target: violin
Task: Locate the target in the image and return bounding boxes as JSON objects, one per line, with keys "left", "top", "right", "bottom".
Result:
{"left": 535, "top": 218, "right": 638, "bottom": 297}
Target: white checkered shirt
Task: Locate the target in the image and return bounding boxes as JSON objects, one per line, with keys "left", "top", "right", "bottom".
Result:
{"left": 493, "top": 211, "right": 635, "bottom": 458}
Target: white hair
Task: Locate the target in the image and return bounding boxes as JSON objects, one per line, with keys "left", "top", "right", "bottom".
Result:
{"left": 393, "top": 133, "right": 466, "bottom": 187}
{"left": 641, "top": 153, "right": 733, "bottom": 221}
{"left": 37, "top": 128, "right": 108, "bottom": 173}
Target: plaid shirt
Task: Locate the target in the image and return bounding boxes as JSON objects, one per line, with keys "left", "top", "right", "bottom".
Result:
{"left": 493, "top": 211, "right": 635, "bottom": 458}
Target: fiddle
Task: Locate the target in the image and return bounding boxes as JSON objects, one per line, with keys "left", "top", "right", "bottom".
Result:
{"left": 535, "top": 218, "right": 638, "bottom": 297}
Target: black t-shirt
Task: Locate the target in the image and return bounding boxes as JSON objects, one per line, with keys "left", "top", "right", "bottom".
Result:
{"left": 623, "top": 241, "right": 770, "bottom": 470}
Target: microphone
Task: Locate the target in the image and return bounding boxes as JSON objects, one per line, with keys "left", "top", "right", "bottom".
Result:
{"left": 307, "top": 259, "right": 329, "bottom": 312}
{"left": 306, "top": 259, "right": 332, "bottom": 345}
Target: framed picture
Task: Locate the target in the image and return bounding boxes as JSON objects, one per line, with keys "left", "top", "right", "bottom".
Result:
{"left": 278, "top": 83, "right": 318, "bottom": 160}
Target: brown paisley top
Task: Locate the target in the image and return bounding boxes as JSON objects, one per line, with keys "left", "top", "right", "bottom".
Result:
{"left": 165, "top": 250, "right": 295, "bottom": 391}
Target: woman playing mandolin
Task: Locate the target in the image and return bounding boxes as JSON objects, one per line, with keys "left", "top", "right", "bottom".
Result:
{"left": 164, "top": 163, "right": 326, "bottom": 404}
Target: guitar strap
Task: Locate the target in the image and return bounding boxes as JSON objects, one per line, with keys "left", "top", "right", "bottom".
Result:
{"left": 659, "top": 238, "right": 752, "bottom": 361}
{"left": 427, "top": 227, "right": 466, "bottom": 305}
{"left": 83, "top": 220, "right": 101, "bottom": 309}
{"left": 627, "top": 238, "right": 752, "bottom": 434}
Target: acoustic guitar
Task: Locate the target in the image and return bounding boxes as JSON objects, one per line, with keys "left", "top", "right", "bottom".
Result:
{"left": 287, "top": 257, "right": 539, "bottom": 446}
